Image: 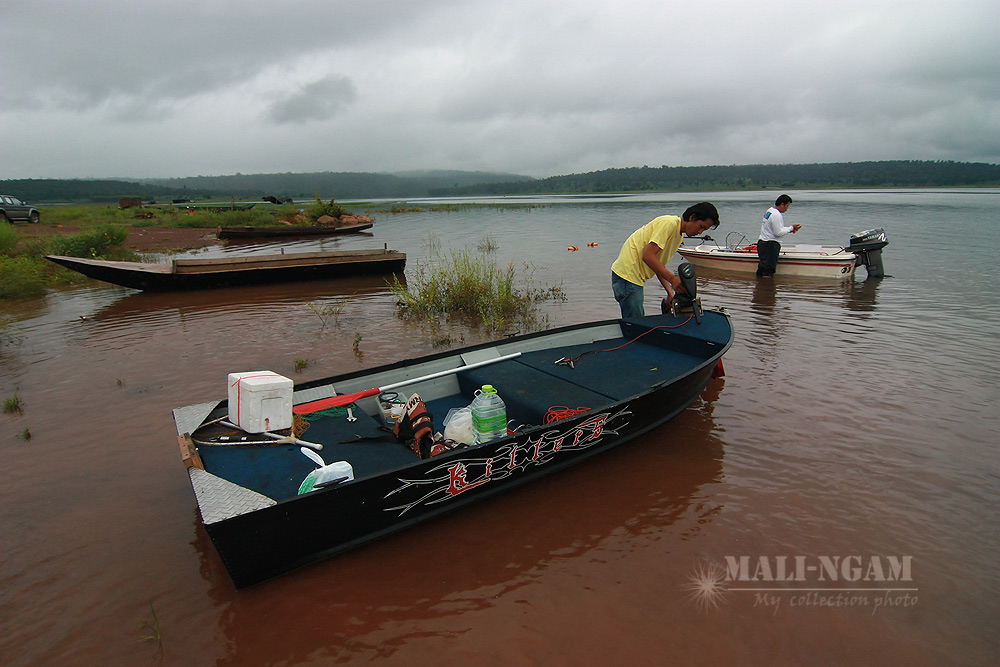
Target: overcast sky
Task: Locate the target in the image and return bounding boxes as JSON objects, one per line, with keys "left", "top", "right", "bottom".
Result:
{"left": 2, "top": 0, "right": 998, "bottom": 180}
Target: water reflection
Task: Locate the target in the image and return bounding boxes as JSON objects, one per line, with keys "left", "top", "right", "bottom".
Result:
{"left": 192, "top": 379, "right": 727, "bottom": 665}
{"left": 698, "top": 271, "right": 884, "bottom": 316}
{"left": 750, "top": 278, "right": 777, "bottom": 312}
{"left": 842, "top": 278, "right": 881, "bottom": 313}
{"left": 90, "top": 275, "right": 398, "bottom": 322}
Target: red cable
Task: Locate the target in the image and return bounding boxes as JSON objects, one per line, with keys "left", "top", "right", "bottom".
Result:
{"left": 563, "top": 315, "right": 694, "bottom": 365}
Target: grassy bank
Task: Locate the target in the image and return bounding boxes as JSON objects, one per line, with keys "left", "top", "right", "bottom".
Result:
{"left": 0, "top": 199, "right": 366, "bottom": 299}
{"left": 0, "top": 203, "right": 259, "bottom": 299}
{"left": 0, "top": 220, "right": 137, "bottom": 298}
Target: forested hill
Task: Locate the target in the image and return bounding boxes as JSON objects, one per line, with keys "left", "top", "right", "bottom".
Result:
{"left": 3, "top": 161, "right": 997, "bottom": 204}
{"left": 429, "top": 161, "right": 1000, "bottom": 196}
{"left": 1, "top": 170, "right": 532, "bottom": 204}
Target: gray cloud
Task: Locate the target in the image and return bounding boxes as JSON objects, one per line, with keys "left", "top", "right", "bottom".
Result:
{"left": 1, "top": 0, "right": 996, "bottom": 179}
{"left": 263, "top": 75, "right": 358, "bottom": 124}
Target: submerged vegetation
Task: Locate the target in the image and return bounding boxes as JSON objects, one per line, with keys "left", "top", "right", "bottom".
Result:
{"left": 138, "top": 600, "right": 162, "bottom": 645}
{"left": 4, "top": 392, "right": 24, "bottom": 414}
{"left": 306, "top": 295, "right": 355, "bottom": 328}
{"left": 389, "top": 248, "right": 565, "bottom": 334}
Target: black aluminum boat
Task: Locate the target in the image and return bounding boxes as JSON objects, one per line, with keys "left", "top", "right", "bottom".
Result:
{"left": 173, "top": 306, "right": 733, "bottom": 588}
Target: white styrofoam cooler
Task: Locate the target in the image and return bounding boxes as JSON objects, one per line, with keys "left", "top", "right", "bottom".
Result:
{"left": 227, "top": 371, "right": 293, "bottom": 433}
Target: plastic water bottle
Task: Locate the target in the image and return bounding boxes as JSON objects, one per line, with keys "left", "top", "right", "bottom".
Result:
{"left": 471, "top": 384, "right": 507, "bottom": 445}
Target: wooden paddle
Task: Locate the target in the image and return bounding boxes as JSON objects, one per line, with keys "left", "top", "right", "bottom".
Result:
{"left": 293, "top": 351, "right": 523, "bottom": 415}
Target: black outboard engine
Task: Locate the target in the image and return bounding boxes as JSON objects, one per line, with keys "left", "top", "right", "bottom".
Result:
{"left": 661, "top": 262, "right": 703, "bottom": 324}
{"left": 849, "top": 228, "right": 889, "bottom": 278}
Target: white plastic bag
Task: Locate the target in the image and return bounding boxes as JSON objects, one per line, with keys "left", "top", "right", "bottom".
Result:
{"left": 443, "top": 406, "right": 475, "bottom": 445}
{"left": 297, "top": 447, "right": 354, "bottom": 494}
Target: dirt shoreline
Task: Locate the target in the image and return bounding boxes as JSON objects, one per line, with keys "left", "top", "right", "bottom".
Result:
{"left": 20, "top": 224, "right": 220, "bottom": 253}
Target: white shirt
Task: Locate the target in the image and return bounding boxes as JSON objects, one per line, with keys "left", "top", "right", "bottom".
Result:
{"left": 759, "top": 206, "right": 794, "bottom": 242}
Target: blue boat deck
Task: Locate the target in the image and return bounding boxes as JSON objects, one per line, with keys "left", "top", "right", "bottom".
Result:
{"left": 194, "top": 316, "right": 729, "bottom": 504}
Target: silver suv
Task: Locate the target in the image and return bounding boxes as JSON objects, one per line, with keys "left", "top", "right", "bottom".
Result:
{"left": 0, "top": 195, "right": 41, "bottom": 224}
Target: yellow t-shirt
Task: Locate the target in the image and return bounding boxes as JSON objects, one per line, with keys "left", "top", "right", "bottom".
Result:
{"left": 611, "top": 215, "right": 683, "bottom": 286}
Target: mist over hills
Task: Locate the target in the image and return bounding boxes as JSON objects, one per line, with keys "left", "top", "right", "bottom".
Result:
{"left": 2, "top": 161, "right": 997, "bottom": 204}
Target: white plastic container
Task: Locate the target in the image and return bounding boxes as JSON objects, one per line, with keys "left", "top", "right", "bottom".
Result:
{"left": 471, "top": 384, "right": 507, "bottom": 445}
{"left": 227, "top": 371, "right": 293, "bottom": 433}
{"left": 376, "top": 391, "right": 408, "bottom": 427}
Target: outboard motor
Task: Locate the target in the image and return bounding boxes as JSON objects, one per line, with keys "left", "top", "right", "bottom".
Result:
{"left": 849, "top": 228, "right": 889, "bottom": 278}
{"left": 661, "top": 262, "right": 703, "bottom": 324}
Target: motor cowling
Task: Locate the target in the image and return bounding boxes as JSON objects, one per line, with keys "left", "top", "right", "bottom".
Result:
{"left": 849, "top": 228, "right": 889, "bottom": 278}
{"left": 661, "top": 262, "right": 703, "bottom": 323}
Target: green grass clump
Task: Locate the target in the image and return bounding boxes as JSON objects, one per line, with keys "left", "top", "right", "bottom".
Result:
{"left": 0, "top": 256, "right": 48, "bottom": 299}
{"left": 0, "top": 222, "right": 18, "bottom": 254}
{"left": 138, "top": 600, "right": 161, "bottom": 645}
{"left": 4, "top": 392, "right": 24, "bottom": 414}
{"left": 49, "top": 224, "right": 130, "bottom": 258}
{"left": 304, "top": 194, "right": 347, "bottom": 222}
{"left": 390, "top": 249, "right": 565, "bottom": 333}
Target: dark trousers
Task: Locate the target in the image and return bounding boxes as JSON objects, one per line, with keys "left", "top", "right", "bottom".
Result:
{"left": 756, "top": 240, "right": 781, "bottom": 277}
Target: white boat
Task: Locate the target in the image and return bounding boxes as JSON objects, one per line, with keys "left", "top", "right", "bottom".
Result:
{"left": 676, "top": 229, "right": 888, "bottom": 280}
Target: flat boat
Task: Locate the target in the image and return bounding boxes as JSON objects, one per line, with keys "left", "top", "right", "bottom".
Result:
{"left": 45, "top": 248, "right": 405, "bottom": 291}
{"left": 172, "top": 307, "right": 733, "bottom": 588}
{"left": 217, "top": 220, "right": 374, "bottom": 239}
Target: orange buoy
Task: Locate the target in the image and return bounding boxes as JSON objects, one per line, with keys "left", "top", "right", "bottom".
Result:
{"left": 587, "top": 242, "right": 598, "bottom": 247}
{"left": 568, "top": 246, "right": 579, "bottom": 251}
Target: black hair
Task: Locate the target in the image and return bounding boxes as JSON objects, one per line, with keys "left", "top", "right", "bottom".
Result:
{"left": 682, "top": 202, "right": 720, "bottom": 229}
{"left": 775, "top": 194, "right": 793, "bottom": 206}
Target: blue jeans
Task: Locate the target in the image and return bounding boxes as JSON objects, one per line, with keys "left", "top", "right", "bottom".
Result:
{"left": 612, "top": 272, "right": 645, "bottom": 318}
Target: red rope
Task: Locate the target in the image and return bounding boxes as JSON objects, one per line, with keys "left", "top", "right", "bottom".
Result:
{"left": 545, "top": 406, "right": 591, "bottom": 423}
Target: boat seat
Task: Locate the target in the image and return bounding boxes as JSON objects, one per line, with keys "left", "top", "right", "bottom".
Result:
{"left": 455, "top": 335, "right": 706, "bottom": 428}
{"left": 456, "top": 360, "right": 611, "bottom": 428}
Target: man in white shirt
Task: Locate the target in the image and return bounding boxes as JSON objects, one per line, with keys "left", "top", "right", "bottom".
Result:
{"left": 756, "top": 194, "right": 801, "bottom": 278}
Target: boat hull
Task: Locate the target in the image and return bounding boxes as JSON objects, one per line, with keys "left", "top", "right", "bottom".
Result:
{"left": 173, "top": 310, "right": 733, "bottom": 588}
{"left": 677, "top": 245, "right": 857, "bottom": 278}
{"left": 217, "top": 222, "right": 374, "bottom": 239}
{"left": 46, "top": 249, "right": 405, "bottom": 291}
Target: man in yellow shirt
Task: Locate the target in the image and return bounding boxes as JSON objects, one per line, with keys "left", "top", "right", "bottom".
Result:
{"left": 611, "top": 202, "right": 720, "bottom": 318}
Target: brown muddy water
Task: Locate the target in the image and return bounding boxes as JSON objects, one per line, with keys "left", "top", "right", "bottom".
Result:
{"left": 1, "top": 191, "right": 998, "bottom": 665}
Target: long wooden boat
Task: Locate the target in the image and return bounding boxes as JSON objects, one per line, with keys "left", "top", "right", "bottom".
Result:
{"left": 172, "top": 308, "right": 733, "bottom": 588}
{"left": 45, "top": 248, "right": 405, "bottom": 292}
{"left": 217, "top": 220, "right": 374, "bottom": 239}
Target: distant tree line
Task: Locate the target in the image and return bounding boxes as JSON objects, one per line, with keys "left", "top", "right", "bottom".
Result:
{"left": 3, "top": 161, "right": 997, "bottom": 204}
{"left": 0, "top": 179, "right": 217, "bottom": 205}
{"left": 429, "top": 161, "right": 1000, "bottom": 196}
{"left": 1, "top": 170, "right": 530, "bottom": 204}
